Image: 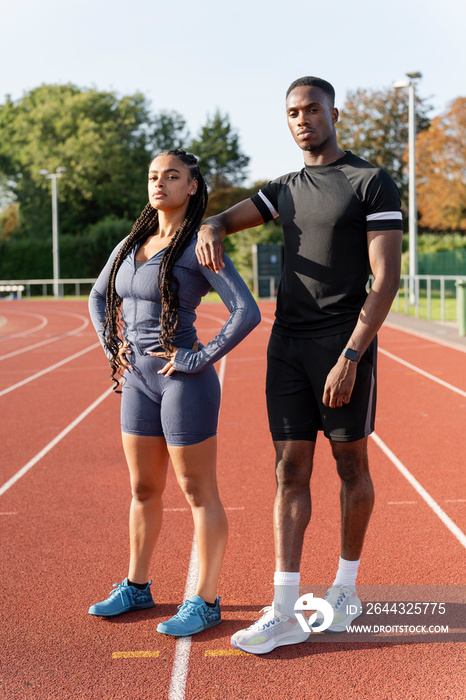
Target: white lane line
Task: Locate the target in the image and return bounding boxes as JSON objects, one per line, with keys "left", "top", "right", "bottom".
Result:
{"left": 167, "top": 537, "right": 199, "bottom": 700}
{"left": 165, "top": 507, "right": 244, "bottom": 512}
{"left": 0, "top": 387, "right": 113, "bottom": 497}
{"left": 384, "top": 320, "right": 466, "bottom": 354}
{"left": 0, "top": 342, "right": 100, "bottom": 397}
{"left": 378, "top": 347, "right": 466, "bottom": 399}
{"left": 260, "top": 313, "right": 466, "bottom": 544}
{"left": 371, "top": 432, "right": 466, "bottom": 550}
{"left": 0, "top": 311, "right": 48, "bottom": 341}
{"left": 168, "top": 353, "right": 227, "bottom": 700}
{"left": 0, "top": 312, "right": 90, "bottom": 361}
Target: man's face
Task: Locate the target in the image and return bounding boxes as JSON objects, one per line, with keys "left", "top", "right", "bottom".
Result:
{"left": 286, "top": 86, "right": 338, "bottom": 153}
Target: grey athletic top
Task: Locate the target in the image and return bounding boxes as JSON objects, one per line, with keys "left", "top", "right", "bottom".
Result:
{"left": 89, "top": 234, "right": 261, "bottom": 373}
{"left": 251, "top": 151, "right": 403, "bottom": 337}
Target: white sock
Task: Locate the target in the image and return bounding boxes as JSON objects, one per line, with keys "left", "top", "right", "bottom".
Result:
{"left": 273, "top": 571, "right": 300, "bottom": 616}
{"left": 333, "top": 557, "right": 360, "bottom": 587}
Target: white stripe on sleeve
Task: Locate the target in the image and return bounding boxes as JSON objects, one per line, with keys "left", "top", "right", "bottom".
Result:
{"left": 366, "top": 211, "right": 403, "bottom": 221}
{"left": 258, "top": 190, "right": 279, "bottom": 219}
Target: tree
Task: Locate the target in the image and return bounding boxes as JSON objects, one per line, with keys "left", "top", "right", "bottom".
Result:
{"left": 151, "top": 110, "right": 190, "bottom": 153}
{"left": 190, "top": 110, "right": 249, "bottom": 189}
{"left": 0, "top": 202, "right": 20, "bottom": 240}
{"left": 338, "top": 86, "right": 431, "bottom": 213}
{"left": 416, "top": 97, "right": 466, "bottom": 232}
{"left": 0, "top": 84, "right": 153, "bottom": 238}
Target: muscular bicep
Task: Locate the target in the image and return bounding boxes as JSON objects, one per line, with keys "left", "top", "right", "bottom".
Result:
{"left": 367, "top": 229, "right": 403, "bottom": 283}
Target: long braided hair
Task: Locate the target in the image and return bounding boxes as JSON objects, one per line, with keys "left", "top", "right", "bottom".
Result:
{"left": 102, "top": 149, "right": 208, "bottom": 391}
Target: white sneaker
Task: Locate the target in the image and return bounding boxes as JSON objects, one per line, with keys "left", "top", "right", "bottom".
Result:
{"left": 313, "top": 584, "right": 362, "bottom": 632}
{"left": 231, "top": 605, "right": 310, "bottom": 654}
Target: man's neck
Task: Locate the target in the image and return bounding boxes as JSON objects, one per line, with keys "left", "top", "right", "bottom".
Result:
{"left": 303, "top": 141, "right": 345, "bottom": 167}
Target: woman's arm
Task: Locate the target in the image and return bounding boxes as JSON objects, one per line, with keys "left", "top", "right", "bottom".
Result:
{"left": 170, "top": 255, "right": 261, "bottom": 373}
{"left": 88, "top": 239, "right": 126, "bottom": 357}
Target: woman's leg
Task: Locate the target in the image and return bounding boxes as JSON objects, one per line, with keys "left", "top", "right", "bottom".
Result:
{"left": 121, "top": 433, "right": 170, "bottom": 584}
{"left": 168, "top": 436, "right": 228, "bottom": 603}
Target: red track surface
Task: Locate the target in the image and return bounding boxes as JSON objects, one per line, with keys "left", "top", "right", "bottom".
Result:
{"left": 0, "top": 299, "right": 465, "bottom": 699}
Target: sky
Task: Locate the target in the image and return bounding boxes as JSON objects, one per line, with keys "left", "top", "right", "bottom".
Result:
{"left": 1, "top": 0, "right": 464, "bottom": 185}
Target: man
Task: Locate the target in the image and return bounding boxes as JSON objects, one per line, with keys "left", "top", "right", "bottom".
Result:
{"left": 196, "top": 76, "right": 403, "bottom": 654}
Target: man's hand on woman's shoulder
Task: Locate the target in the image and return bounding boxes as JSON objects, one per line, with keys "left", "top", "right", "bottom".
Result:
{"left": 196, "top": 222, "right": 226, "bottom": 273}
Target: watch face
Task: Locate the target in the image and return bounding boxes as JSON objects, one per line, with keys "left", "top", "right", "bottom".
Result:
{"left": 343, "top": 348, "right": 359, "bottom": 361}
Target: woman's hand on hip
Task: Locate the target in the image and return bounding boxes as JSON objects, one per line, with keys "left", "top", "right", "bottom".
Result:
{"left": 117, "top": 341, "right": 133, "bottom": 371}
{"left": 148, "top": 340, "right": 198, "bottom": 377}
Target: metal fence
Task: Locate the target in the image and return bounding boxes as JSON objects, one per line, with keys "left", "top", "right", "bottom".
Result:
{"left": 1, "top": 273, "right": 466, "bottom": 334}
{"left": 392, "top": 274, "right": 466, "bottom": 324}
{"left": 0, "top": 278, "right": 97, "bottom": 299}
{"left": 255, "top": 273, "right": 466, "bottom": 332}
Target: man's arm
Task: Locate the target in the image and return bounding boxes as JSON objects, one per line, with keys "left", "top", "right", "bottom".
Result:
{"left": 322, "top": 228, "right": 403, "bottom": 409}
{"left": 196, "top": 199, "right": 264, "bottom": 273}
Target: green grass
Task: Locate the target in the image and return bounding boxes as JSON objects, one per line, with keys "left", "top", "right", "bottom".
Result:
{"left": 391, "top": 287, "right": 458, "bottom": 322}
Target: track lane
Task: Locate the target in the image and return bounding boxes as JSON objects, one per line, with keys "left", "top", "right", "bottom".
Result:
{"left": 1, "top": 301, "right": 465, "bottom": 700}
{"left": 1, "top": 306, "right": 231, "bottom": 699}
{"left": 0, "top": 307, "right": 49, "bottom": 340}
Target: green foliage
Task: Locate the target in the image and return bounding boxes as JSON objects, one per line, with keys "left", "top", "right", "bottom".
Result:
{"left": 204, "top": 181, "right": 268, "bottom": 219}
{"left": 151, "top": 111, "right": 190, "bottom": 153}
{"left": 416, "top": 233, "right": 466, "bottom": 253}
{"left": 400, "top": 232, "right": 466, "bottom": 274}
{"left": 85, "top": 216, "right": 133, "bottom": 272}
{"left": 0, "top": 237, "right": 52, "bottom": 278}
{"left": 338, "top": 86, "right": 431, "bottom": 214}
{"left": 0, "top": 84, "right": 153, "bottom": 239}
{"left": 0, "top": 86, "right": 253, "bottom": 254}
{"left": 190, "top": 110, "right": 250, "bottom": 189}
{"left": 225, "top": 221, "right": 283, "bottom": 280}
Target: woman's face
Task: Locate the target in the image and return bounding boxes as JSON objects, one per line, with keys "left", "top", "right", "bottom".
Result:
{"left": 148, "top": 154, "right": 198, "bottom": 212}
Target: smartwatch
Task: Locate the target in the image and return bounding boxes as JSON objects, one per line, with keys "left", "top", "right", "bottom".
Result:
{"left": 341, "top": 347, "right": 360, "bottom": 363}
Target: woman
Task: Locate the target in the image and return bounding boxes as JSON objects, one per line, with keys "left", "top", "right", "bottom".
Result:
{"left": 88, "top": 149, "right": 260, "bottom": 636}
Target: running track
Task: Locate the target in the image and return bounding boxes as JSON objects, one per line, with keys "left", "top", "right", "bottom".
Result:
{"left": 0, "top": 299, "right": 465, "bottom": 700}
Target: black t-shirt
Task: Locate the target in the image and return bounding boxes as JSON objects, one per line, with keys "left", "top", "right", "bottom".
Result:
{"left": 251, "top": 151, "right": 403, "bottom": 337}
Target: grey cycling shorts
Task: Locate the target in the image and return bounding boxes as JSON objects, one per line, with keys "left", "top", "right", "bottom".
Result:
{"left": 120, "top": 353, "right": 221, "bottom": 447}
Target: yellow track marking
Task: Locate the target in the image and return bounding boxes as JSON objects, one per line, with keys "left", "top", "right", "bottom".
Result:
{"left": 112, "top": 651, "right": 161, "bottom": 659}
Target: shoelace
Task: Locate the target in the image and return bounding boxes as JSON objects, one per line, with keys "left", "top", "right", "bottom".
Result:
{"left": 108, "top": 582, "right": 124, "bottom": 598}
{"left": 326, "top": 587, "right": 352, "bottom": 610}
{"left": 248, "top": 606, "right": 285, "bottom": 630}
{"left": 173, "top": 600, "right": 197, "bottom": 622}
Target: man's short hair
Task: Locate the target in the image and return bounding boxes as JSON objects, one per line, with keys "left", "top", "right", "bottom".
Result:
{"left": 286, "top": 77, "right": 335, "bottom": 106}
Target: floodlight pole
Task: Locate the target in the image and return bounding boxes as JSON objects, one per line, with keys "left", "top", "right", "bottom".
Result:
{"left": 393, "top": 72, "right": 422, "bottom": 305}
{"left": 39, "top": 167, "right": 67, "bottom": 298}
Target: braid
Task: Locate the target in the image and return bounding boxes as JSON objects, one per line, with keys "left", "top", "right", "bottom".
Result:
{"left": 103, "top": 203, "right": 159, "bottom": 391}
{"left": 102, "top": 149, "right": 208, "bottom": 391}
{"left": 157, "top": 149, "right": 208, "bottom": 351}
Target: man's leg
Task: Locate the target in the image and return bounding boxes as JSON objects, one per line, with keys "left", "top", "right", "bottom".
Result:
{"left": 330, "top": 436, "right": 374, "bottom": 563}
{"left": 316, "top": 437, "right": 374, "bottom": 632}
{"left": 231, "top": 440, "right": 314, "bottom": 654}
{"left": 273, "top": 440, "right": 315, "bottom": 572}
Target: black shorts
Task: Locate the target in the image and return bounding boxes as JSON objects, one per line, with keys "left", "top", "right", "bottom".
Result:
{"left": 266, "top": 330, "right": 377, "bottom": 443}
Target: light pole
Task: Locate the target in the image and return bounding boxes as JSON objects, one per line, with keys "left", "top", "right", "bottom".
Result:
{"left": 393, "top": 72, "right": 422, "bottom": 305}
{"left": 39, "top": 167, "right": 67, "bottom": 298}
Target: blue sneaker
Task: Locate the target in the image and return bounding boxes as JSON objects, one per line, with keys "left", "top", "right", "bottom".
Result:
{"left": 88, "top": 578, "right": 155, "bottom": 617}
{"left": 157, "top": 595, "right": 221, "bottom": 636}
